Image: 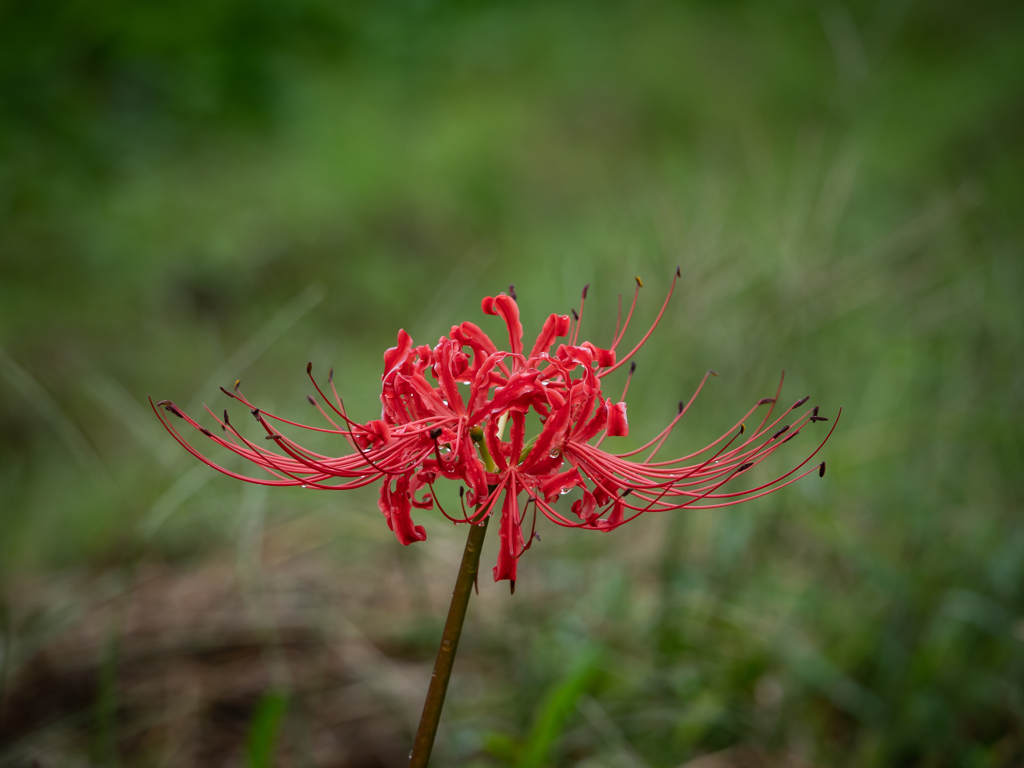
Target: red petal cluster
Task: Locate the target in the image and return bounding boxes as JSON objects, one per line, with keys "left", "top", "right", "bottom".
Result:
{"left": 153, "top": 273, "right": 837, "bottom": 587}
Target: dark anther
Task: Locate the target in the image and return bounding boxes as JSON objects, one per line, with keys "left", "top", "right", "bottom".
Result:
{"left": 251, "top": 408, "right": 261, "bottom": 420}
{"left": 307, "top": 395, "right": 317, "bottom": 406}
{"left": 738, "top": 462, "right": 753, "bottom": 471}
{"left": 219, "top": 386, "right": 237, "bottom": 399}
{"left": 510, "top": 580, "right": 516, "bottom": 595}
{"left": 812, "top": 405, "right": 819, "bottom": 417}
{"left": 534, "top": 532, "right": 542, "bottom": 542}
{"left": 811, "top": 416, "right": 830, "bottom": 422}
{"left": 306, "top": 362, "right": 312, "bottom": 374}
{"left": 429, "top": 427, "right": 443, "bottom": 440}
{"left": 234, "top": 379, "right": 241, "bottom": 392}
{"left": 676, "top": 265, "right": 681, "bottom": 277}
{"left": 758, "top": 397, "right": 776, "bottom": 405}
{"left": 635, "top": 276, "right": 643, "bottom": 287}
{"left": 200, "top": 427, "right": 213, "bottom": 437}
{"left": 678, "top": 401, "right": 684, "bottom": 414}
{"left": 622, "top": 488, "right": 634, "bottom": 497}
{"left": 155, "top": 399, "right": 171, "bottom": 406}
{"left": 223, "top": 409, "right": 230, "bottom": 425}
{"left": 709, "top": 369, "right": 718, "bottom": 377}
{"left": 582, "top": 283, "right": 590, "bottom": 299}
{"left": 783, "top": 432, "right": 798, "bottom": 443}
{"left": 771, "top": 425, "right": 790, "bottom": 440}
{"left": 630, "top": 361, "right": 636, "bottom": 374}
{"left": 166, "top": 405, "right": 183, "bottom": 418}
{"left": 329, "top": 368, "right": 334, "bottom": 383}
{"left": 265, "top": 434, "right": 282, "bottom": 440}
{"left": 571, "top": 308, "right": 579, "bottom": 321}
{"left": 819, "top": 462, "right": 827, "bottom": 477}
{"left": 509, "top": 284, "right": 517, "bottom": 301}
{"left": 792, "top": 396, "right": 810, "bottom": 409}
{"left": 459, "top": 486, "right": 465, "bottom": 498}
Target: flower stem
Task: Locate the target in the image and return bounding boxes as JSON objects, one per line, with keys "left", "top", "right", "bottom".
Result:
{"left": 409, "top": 512, "right": 491, "bottom": 766}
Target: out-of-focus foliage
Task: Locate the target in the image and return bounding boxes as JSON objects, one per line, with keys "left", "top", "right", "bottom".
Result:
{"left": 1, "top": 1, "right": 1023, "bottom": 766}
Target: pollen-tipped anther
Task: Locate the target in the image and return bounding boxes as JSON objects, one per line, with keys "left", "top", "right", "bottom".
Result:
{"left": 306, "top": 362, "right": 312, "bottom": 374}
{"left": 740, "top": 423, "right": 746, "bottom": 434}
{"left": 709, "top": 369, "right": 718, "bottom": 377}
{"left": 234, "top": 379, "right": 241, "bottom": 392}
{"left": 635, "top": 276, "right": 643, "bottom": 288}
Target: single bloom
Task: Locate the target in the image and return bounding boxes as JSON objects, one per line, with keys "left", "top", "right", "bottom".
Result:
{"left": 153, "top": 270, "right": 837, "bottom": 589}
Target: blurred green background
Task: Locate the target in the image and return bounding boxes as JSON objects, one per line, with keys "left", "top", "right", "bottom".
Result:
{"left": 2, "top": 0, "right": 1023, "bottom": 766}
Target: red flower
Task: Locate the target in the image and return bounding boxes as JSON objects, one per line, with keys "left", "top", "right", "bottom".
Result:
{"left": 153, "top": 271, "right": 837, "bottom": 589}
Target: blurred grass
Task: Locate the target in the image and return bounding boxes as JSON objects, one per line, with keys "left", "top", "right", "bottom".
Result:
{"left": 1, "top": 0, "right": 1023, "bottom": 766}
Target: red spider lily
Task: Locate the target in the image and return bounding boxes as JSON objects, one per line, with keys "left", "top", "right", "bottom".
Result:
{"left": 152, "top": 270, "right": 837, "bottom": 590}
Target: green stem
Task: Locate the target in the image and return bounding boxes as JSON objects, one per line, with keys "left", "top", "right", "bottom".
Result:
{"left": 409, "top": 511, "right": 491, "bottom": 767}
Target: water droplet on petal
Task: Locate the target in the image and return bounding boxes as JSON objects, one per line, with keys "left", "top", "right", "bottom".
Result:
{"left": 549, "top": 450, "right": 559, "bottom": 458}
{"left": 560, "top": 487, "right": 571, "bottom": 495}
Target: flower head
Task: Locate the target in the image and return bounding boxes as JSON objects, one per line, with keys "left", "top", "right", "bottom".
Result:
{"left": 153, "top": 271, "right": 838, "bottom": 589}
